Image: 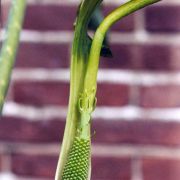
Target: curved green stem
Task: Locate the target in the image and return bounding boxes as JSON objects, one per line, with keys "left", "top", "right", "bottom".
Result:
{"left": 84, "top": 0, "right": 162, "bottom": 93}
{"left": 0, "top": 0, "right": 27, "bottom": 113}
{"left": 56, "top": 0, "right": 161, "bottom": 179}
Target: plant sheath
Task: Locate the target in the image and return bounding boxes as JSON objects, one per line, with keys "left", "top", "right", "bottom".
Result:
{"left": 56, "top": 0, "right": 162, "bottom": 180}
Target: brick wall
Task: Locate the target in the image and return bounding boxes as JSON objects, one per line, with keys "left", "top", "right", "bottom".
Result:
{"left": 1, "top": 0, "right": 180, "bottom": 179}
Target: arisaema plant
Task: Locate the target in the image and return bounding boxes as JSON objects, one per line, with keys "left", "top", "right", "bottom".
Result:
{"left": 0, "top": 0, "right": 161, "bottom": 180}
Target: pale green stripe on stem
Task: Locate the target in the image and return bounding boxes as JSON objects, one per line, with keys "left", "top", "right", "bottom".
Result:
{"left": 0, "top": 0, "right": 26, "bottom": 113}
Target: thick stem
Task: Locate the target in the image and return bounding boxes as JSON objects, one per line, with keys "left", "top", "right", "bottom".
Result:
{"left": 56, "top": 0, "right": 161, "bottom": 179}
{"left": 0, "top": 0, "right": 26, "bottom": 113}
{"left": 55, "top": 1, "right": 103, "bottom": 179}
{"left": 55, "top": 23, "right": 87, "bottom": 180}
{"left": 84, "top": 0, "right": 162, "bottom": 93}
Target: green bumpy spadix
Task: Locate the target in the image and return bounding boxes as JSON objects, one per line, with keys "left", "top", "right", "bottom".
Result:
{"left": 62, "top": 90, "right": 94, "bottom": 180}
{"left": 62, "top": 137, "right": 90, "bottom": 180}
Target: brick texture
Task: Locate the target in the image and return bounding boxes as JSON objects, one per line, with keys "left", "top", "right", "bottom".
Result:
{"left": 15, "top": 43, "right": 180, "bottom": 71}
{"left": 0, "top": 154, "right": 2, "bottom": 171}
{"left": 1, "top": 1, "right": 180, "bottom": 180}
{"left": 11, "top": 153, "right": 131, "bottom": 180}
{"left": 11, "top": 154, "right": 57, "bottom": 178}
{"left": 16, "top": 43, "right": 140, "bottom": 69}
{"left": 13, "top": 82, "right": 130, "bottom": 106}
{"left": 96, "top": 83, "right": 130, "bottom": 106}
{"left": 23, "top": 5, "right": 134, "bottom": 32}
{"left": 139, "top": 44, "right": 180, "bottom": 71}
{"left": 93, "top": 120, "right": 180, "bottom": 146}
{"left": 92, "top": 157, "right": 131, "bottom": 180}
{"left": 1, "top": 117, "right": 180, "bottom": 147}
{"left": 24, "top": 5, "right": 77, "bottom": 31}
{"left": 16, "top": 43, "right": 70, "bottom": 68}
{"left": 13, "top": 81, "right": 70, "bottom": 106}
{"left": 145, "top": 6, "right": 180, "bottom": 32}
{"left": 2, "top": 4, "right": 11, "bottom": 27}
{"left": 100, "top": 44, "right": 139, "bottom": 69}
{"left": 139, "top": 85, "right": 180, "bottom": 108}
{"left": 143, "top": 158, "right": 180, "bottom": 180}
{"left": 0, "top": 117, "right": 65, "bottom": 143}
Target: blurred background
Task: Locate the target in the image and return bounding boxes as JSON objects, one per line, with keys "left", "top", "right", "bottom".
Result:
{"left": 0, "top": 0, "right": 180, "bottom": 179}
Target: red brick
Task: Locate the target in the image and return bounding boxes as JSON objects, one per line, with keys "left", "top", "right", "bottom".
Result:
{"left": 0, "top": 117, "right": 65, "bottom": 143}
{"left": 92, "top": 157, "right": 131, "bottom": 180}
{"left": 16, "top": 43, "right": 180, "bottom": 71}
{"left": 145, "top": 6, "right": 180, "bottom": 32}
{"left": 11, "top": 154, "right": 57, "bottom": 178}
{"left": 1, "top": 117, "right": 180, "bottom": 146}
{"left": 23, "top": 4, "right": 134, "bottom": 32}
{"left": 100, "top": 44, "right": 140, "bottom": 69}
{"left": 0, "top": 154, "right": 2, "bottom": 171}
{"left": 143, "top": 158, "right": 180, "bottom": 180}
{"left": 15, "top": 43, "right": 180, "bottom": 71}
{"left": 104, "top": 6, "right": 135, "bottom": 32}
{"left": 6, "top": 83, "right": 13, "bottom": 101}
{"left": 97, "top": 83, "right": 130, "bottom": 106}
{"left": 11, "top": 153, "right": 131, "bottom": 179}
{"left": 23, "top": 5, "right": 76, "bottom": 30}
{"left": 15, "top": 42, "right": 179, "bottom": 71}
{"left": 92, "top": 120, "right": 180, "bottom": 146}
{"left": 139, "top": 85, "right": 180, "bottom": 108}
{"left": 13, "top": 81, "right": 70, "bottom": 106}
{"left": 16, "top": 43, "right": 70, "bottom": 68}
{"left": 2, "top": 4, "right": 11, "bottom": 27}
{"left": 139, "top": 44, "right": 180, "bottom": 71}
{"left": 15, "top": 43, "right": 140, "bottom": 70}
{"left": 13, "top": 81, "right": 130, "bottom": 106}
{"left": 15, "top": 43, "right": 141, "bottom": 69}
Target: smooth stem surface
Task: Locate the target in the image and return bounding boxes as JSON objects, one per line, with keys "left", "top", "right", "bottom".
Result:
{"left": 55, "top": 25, "right": 87, "bottom": 180}
{"left": 0, "top": 0, "right": 26, "bottom": 113}
{"left": 84, "top": 0, "right": 162, "bottom": 92}
{"left": 55, "top": 1, "right": 103, "bottom": 179}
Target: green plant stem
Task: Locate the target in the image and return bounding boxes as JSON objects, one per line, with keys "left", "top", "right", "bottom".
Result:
{"left": 55, "top": 1, "right": 102, "bottom": 180}
{"left": 56, "top": 0, "right": 161, "bottom": 179}
{"left": 79, "top": 0, "right": 162, "bottom": 157}
{"left": 84, "top": 0, "right": 161, "bottom": 93}
{"left": 0, "top": 0, "right": 26, "bottom": 113}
